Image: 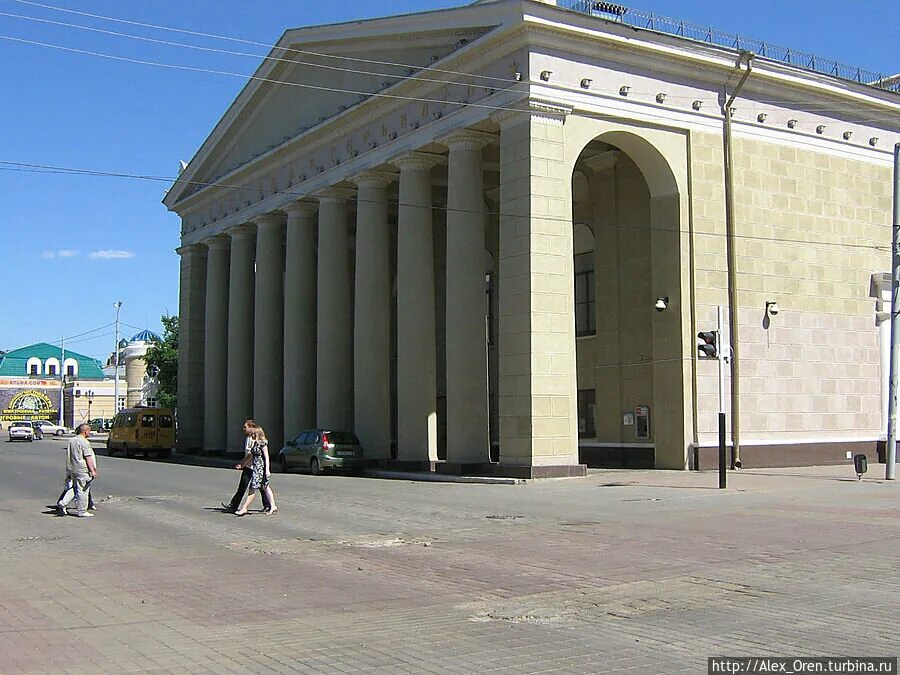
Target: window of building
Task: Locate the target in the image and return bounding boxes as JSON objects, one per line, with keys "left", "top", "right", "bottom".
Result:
{"left": 574, "top": 253, "right": 596, "bottom": 337}
{"left": 29, "top": 364, "right": 39, "bottom": 375}
{"left": 146, "top": 397, "right": 158, "bottom": 408}
{"left": 66, "top": 364, "right": 75, "bottom": 377}
{"left": 118, "top": 396, "right": 126, "bottom": 412}
{"left": 577, "top": 389, "right": 596, "bottom": 438}
{"left": 47, "top": 364, "right": 57, "bottom": 376}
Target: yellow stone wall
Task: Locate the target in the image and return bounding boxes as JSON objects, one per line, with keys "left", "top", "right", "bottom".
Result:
{"left": 692, "top": 131, "right": 892, "bottom": 444}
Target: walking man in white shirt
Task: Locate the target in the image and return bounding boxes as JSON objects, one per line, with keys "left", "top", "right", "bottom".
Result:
{"left": 57, "top": 424, "right": 98, "bottom": 517}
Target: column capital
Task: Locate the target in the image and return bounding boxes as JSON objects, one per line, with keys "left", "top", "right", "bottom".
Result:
{"left": 491, "top": 98, "right": 572, "bottom": 128}
{"left": 283, "top": 200, "right": 318, "bottom": 218}
{"left": 203, "top": 234, "right": 231, "bottom": 251}
{"left": 314, "top": 186, "right": 357, "bottom": 204}
{"left": 391, "top": 151, "right": 443, "bottom": 173}
{"left": 252, "top": 212, "right": 287, "bottom": 230}
{"left": 225, "top": 223, "right": 256, "bottom": 240}
{"left": 438, "top": 128, "right": 496, "bottom": 152}
{"left": 175, "top": 243, "right": 208, "bottom": 257}
{"left": 351, "top": 170, "right": 396, "bottom": 191}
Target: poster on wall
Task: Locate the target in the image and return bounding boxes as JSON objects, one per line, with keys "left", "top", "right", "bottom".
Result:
{"left": 0, "top": 380, "right": 60, "bottom": 421}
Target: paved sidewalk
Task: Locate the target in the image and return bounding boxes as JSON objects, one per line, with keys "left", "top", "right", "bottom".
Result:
{"left": 1, "top": 450, "right": 897, "bottom": 673}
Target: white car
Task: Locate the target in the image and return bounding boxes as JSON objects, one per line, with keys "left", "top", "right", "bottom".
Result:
{"left": 8, "top": 421, "right": 35, "bottom": 442}
{"left": 33, "top": 420, "right": 67, "bottom": 437}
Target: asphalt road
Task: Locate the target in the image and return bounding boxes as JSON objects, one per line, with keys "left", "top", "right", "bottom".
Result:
{"left": 1, "top": 438, "right": 898, "bottom": 673}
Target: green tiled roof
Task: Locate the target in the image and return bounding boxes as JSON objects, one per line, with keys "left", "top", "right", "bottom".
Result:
{"left": 0, "top": 342, "right": 105, "bottom": 379}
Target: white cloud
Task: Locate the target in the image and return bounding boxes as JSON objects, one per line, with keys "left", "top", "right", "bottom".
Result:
{"left": 41, "top": 249, "right": 81, "bottom": 259}
{"left": 89, "top": 249, "right": 136, "bottom": 260}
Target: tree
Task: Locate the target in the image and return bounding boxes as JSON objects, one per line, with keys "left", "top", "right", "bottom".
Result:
{"left": 144, "top": 315, "right": 178, "bottom": 409}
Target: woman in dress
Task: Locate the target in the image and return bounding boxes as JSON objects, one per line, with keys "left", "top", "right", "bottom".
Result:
{"left": 234, "top": 426, "right": 278, "bottom": 515}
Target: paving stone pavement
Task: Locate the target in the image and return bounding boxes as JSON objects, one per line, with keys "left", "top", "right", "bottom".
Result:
{"left": 0, "top": 443, "right": 898, "bottom": 673}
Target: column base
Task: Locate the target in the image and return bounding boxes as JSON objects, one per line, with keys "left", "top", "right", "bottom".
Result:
{"left": 374, "top": 460, "right": 586, "bottom": 479}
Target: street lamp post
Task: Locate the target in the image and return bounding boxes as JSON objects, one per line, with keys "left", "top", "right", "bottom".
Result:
{"left": 114, "top": 301, "right": 122, "bottom": 415}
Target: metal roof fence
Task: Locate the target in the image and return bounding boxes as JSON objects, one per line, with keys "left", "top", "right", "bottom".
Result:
{"left": 560, "top": 1, "right": 900, "bottom": 93}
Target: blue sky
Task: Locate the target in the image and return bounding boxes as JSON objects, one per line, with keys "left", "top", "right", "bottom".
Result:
{"left": 0, "top": 0, "right": 896, "bottom": 363}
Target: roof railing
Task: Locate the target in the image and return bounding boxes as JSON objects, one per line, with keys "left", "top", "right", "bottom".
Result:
{"left": 560, "top": 0, "right": 899, "bottom": 93}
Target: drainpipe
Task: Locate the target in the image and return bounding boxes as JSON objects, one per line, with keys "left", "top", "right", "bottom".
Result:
{"left": 723, "top": 51, "right": 753, "bottom": 469}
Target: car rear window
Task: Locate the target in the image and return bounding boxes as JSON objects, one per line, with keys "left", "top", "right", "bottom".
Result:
{"left": 140, "top": 414, "right": 156, "bottom": 428}
{"left": 328, "top": 431, "right": 360, "bottom": 445}
{"left": 159, "top": 415, "right": 173, "bottom": 428}
{"left": 12, "top": 422, "right": 31, "bottom": 428}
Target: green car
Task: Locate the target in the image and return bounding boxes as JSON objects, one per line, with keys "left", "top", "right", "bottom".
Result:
{"left": 278, "top": 429, "right": 366, "bottom": 475}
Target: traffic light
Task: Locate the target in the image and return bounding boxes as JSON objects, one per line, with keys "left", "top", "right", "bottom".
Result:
{"left": 697, "top": 331, "right": 718, "bottom": 359}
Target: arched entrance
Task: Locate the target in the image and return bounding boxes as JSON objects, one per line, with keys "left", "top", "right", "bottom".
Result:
{"left": 568, "top": 127, "right": 689, "bottom": 469}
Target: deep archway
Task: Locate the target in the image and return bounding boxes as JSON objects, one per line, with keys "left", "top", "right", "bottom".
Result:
{"left": 568, "top": 128, "right": 689, "bottom": 469}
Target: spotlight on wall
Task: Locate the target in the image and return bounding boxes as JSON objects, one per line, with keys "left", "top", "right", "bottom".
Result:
{"left": 580, "top": 78, "right": 592, "bottom": 89}
{"left": 765, "top": 300, "right": 780, "bottom": 316}
{"left": 654, "top": 296, "right": 669, "bottom": 312}
{"left": 619, "top": 85, "right": 631, "bottom": 96}
{"left": 692, "top": 100, "right": 702, "bottom": 111}
{"left": 757, "top": 113, "right": 768, "bottom": 123}
{"left": 514, "top": 71, "right": 522, "bottom": 82}
{"left": 842, "top": 130, "right": 853, "bottom": 140}
{"left": 655, "top": 92, "right": 667, "bottom": 103}
{"left": 539, "top": 70, "right": 552, "bottom": 81}
{"left": 816, "top": 124, "right": 826, "bottom": 134}
{"left": 869, "top": 137, "right": 879, "bottom": 146}
{"left": 787, "top": 119, "right": 798, "bottom": 129}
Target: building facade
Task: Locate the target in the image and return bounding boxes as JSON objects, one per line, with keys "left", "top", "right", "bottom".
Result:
{"left": 165, "top": 0, "right": 900, "bottom": 474}
{"left": 0, "top": 343, "right": 106, "bottom": 427}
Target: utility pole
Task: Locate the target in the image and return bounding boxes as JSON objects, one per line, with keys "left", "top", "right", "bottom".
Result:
{"left": 114, "top": 301, "right": 122, "bottom": 417}
{"left": 718, "top": 305, "right": 727, "bottom": 489}
{"left": 59, "top": 333, "right": 65, "bottom": 427}
{"left": 887, "top": 143, "right": 900, "bottom": 481}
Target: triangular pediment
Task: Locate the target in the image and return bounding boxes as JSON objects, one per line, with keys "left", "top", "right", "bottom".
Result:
{"left": 166, "top": 2, "right": 514, "bottom": 207}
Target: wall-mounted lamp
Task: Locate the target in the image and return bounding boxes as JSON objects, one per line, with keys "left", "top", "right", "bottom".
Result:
{"left": 654, "top": 296, "right": 669, "bottom": 312}
{"left": 869, "top": 137, "right": 879, "bottom": 146}
{"left": 539, "top": 70, "right": 552, "bottom": 81}
{"left": 787, "top": 119, "right": 798, "bottom": 129}
{"left": 692, "top": 100, "right": 703, "bottom": 111}
{"left": 757, "top": 113, "right": 768, "bottom": 123}
{"left": 816, "top": 124, "right": 826, "bottom": 134}
{"left": 580, "top": 78, "right": 592, "bottom": 89}
{"left": 842, "top": 131, "right": 853, "bottom": 140}
{"left": 655, "top": 92, "right": 667, "bottom": 103}
{"left": 513, "top": 71, "right": 522, "bottom": 82}
{"left": 619, "top": 85, "right": 631, "bottom": 96}
{"left": 765, "top": 300, "right": 780, "bottom": 316}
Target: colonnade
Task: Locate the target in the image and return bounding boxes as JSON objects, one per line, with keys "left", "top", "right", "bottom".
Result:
{"left": 180, "top": 130, "right": 496, "bottom": 465}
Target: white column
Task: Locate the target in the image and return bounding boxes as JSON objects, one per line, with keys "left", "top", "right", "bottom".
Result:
{"left": 226, "top": 225, "right": 255, "bottom": 452}
{"left": 392, "top": 152, "right": 442, "bottom": 462}
{"left": 253, "top": 213, "right": 286, "bottom": 447}
{"left": 176, "top": 244, "right": 207, "bottom": 451}
{"left": 203, "top": 235, "right": 230, "bottom": 451}
{"left": 352, "top": 171, "right": 395, "bottom": 459}
{"left": 283, "top": 201, "right": 317, "bottom": 442}
{"left": 441, "top": 129, "right": 493, "bottom": 465}
{"left": 316, "top": 188, "right": 355, "bottom": 430}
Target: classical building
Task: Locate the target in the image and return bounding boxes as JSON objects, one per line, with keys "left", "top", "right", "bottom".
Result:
{"left": 106, "top": 330, "right": 161, "bottom": 408}
{"left": 0, "top": 343, "right": 106, "bottom": 426}
{"left": 164, "top": 0, "right": 899, "bottom": 475}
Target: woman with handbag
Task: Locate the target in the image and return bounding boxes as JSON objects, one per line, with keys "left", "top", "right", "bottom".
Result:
{"left": 234, "top": 426, "right": 277, "bottom": 516}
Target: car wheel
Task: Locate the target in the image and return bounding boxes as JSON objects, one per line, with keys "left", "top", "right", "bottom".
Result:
{"left": 56, "top": 429, "right": 64, "bottom": 436}
{"left": 310, "top": 457, "right": 321, "bottom": 476}
{"left": 280, "top": 455, "right": 289, "bottom": 473}
{"left": 124, "top": 444, "right": 133, "bottom": 458}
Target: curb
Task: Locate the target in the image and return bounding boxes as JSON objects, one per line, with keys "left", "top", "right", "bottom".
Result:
{"left": 361, "top": 469, "right": 525, "bottom": 485}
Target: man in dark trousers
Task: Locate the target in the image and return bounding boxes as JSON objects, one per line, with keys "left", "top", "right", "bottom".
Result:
{"left": 222, "top": 419, "right": 271, "bottom": 512}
